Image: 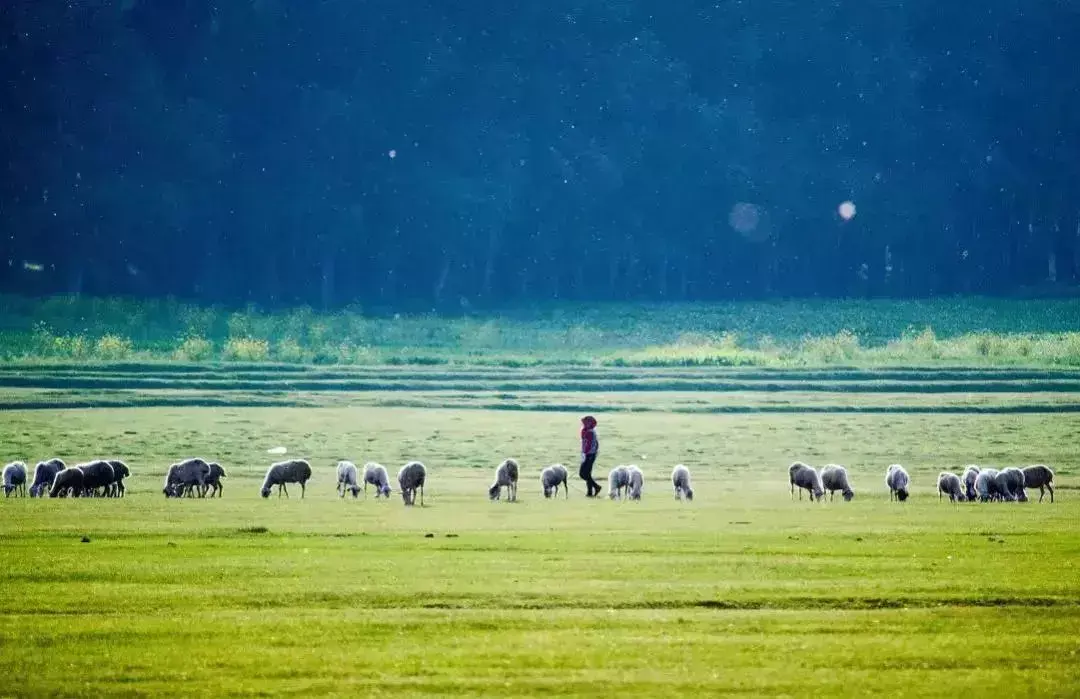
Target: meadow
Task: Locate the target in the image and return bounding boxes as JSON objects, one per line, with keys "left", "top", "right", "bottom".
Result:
{"left": 1, "top": 296, "right": 1079, "bottom": 697}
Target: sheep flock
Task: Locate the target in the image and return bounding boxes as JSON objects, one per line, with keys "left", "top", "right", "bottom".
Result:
{"left": 1, "top": 455, "right": 1060, "bottom": 506}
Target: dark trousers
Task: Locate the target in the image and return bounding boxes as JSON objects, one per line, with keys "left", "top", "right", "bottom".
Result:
{"left": 579, "top": 453, "right": 601, "bottom": 496}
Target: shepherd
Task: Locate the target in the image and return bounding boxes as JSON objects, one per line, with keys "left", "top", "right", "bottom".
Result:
{"left": 579, "top": 415, "right": 602, "bottom": 497}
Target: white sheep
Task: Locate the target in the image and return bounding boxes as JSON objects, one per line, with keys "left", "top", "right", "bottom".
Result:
{"left": 975, "top": 468, "right": 1002, "bottom": 502}
{"left": 30, "top": 458, "right": 66, "bottom": 498}
{"left": 77, "top": 460, "right": 115, "bottom": 498}
{"left": 337, "top": 460, "right": 361, "bottom": 498}
{"left": 49, "top": 467, "right": 84, "bottom": 498}
{"left": 1022, "top": 464, "right": 1055, "bottom": 503}
{"left": 163, "top": 458, "right": 211, "bottom": 498}
{"left": 398, "top": 461, "right": 426, "bottom": 506}
{"left": 885, "top": 464, "right": 910, "bottom": 502}
{"left": 260, "top": 459, "right": 313, "bottom": 498}
{"left": 789, "top": 462, "right": 823, "bottom": 502}
{"left": 995, "top": 467, "right": 1027, "bottom": 502}
{"left": 820, "top": 464, "right": 854, "bottom": 502}
{"left": 488, "top": 458, "right": 520, "bottom": 502}
{"left": 961, "top": 465, "right": 981, "bottom": 502}
{"left": 105, "top": 460, "right": 130, "bottom": 498}
{"left": 540, "top": 464, "right": 569, "bottom": 499}
{"left": 626, "top": 465, "right": 644, "bottom": 500}
{"left": 937, "top": 472, "right": 965, "bottom": 502}
{"left": 671, "top": 464, "right": 694, "bottom": 501}
{"left": 3, "top": 461, "right": 27, "bottom": 497}
{"left": 608, "top": 466, "right": 631, "bottom": 500}
{"left": 363, "top": 462, "right": 392, "bottom": 498}
{"left": 202, "top": 462, "right": 227, "bottom": 498}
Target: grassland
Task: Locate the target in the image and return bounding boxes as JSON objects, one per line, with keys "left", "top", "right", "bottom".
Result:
{"left": 1, "top": 295, "right": 1079, "bottom": 696}
{"left": 2, "top": 392, "right": 1079, "bottom": 697}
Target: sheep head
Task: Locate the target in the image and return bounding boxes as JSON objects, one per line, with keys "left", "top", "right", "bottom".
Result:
{"left": 897, "top": 489, "right": 909, "bottom": 502}
{"left": 842, "top": 490, "right": 854, "bottom": 502}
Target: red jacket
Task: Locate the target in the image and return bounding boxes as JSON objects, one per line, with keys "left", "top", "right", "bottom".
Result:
{"left": 580, "top": 416, "right": 598, "bottom": 455}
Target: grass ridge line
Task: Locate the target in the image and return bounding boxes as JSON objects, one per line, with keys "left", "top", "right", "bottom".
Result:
{"left": 4, "top": 376, "right": 1080, "bottom": 393}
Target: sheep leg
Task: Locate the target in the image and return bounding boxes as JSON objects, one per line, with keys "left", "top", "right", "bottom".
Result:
{"left": 1047, "top": 484, "right": 1054, "bottom": 503}
{"left": 419, "top": 483, "right": 424, "bottom": 507}
{"left": 301, "top": 481, "right": 306, "bottom": 499}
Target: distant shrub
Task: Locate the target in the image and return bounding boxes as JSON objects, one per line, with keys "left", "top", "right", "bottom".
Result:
{"left": 94, "top": 334, "right": 134, "bottom": 360}
{"left": 274, "top": 337, "right": 307, "bottom": 363}
{"left": 174, "top": 335, "right": 214, "bottom": 362}
{"left": 802, "top": 329, "right": 860, "bottom": 363}
{"left": 223, "top": 337, "right": 270, "bottom": 362}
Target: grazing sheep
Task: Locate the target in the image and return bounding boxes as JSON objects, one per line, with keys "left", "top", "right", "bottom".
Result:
{"left": 336, "top": 460, "right": 361, "bottom": 498}
{"left": 163, "top": 458, "right": 211, "bottom": 498}
{"left": 49, "top": 467, "right": 85, "bottom": 498}
{"left": 975, "top": 468, "right": 1002, "bottom": 502}
{"left": 260, "top": 459, "right": 313, "bottom": 499}
{"left": 398, "top": 461, "right": 426, "bottom": 506}
{"left": 3, "top": 461, "right": 27, "bottom": 497}
{"left": 671, "top": 464, "right": 694, "bottom": 501}
{"left": 541, "top": 464, "right": 569, "bottom": 499}
{"left": 30, "top": 458, "right": 66, "bottom": 498}
{"left": 608, "top": 466, "right": 631, "bottom": 500}
{"left": 937, "top": 472, "right": 966, "bottom": 502}
{"left": 1022, "top": 464, "right": 1055, "bottom": 503}
{"left": 789, "top": 462, "right": 824, "bottom": 502}
{"left": 488, "top": 458, "right": 520, "bottom": 502}
{"left": 626, "top": 465, "right": 644, "bottom": 500}
{"left": 202, "top": 462, "right": 227, "bottom": 498}
{"left": 995, "top": 467, "right": 1027, "bottom": 502}
{"left": 363, "top": 462, "right": 392, "bottom": 498}
{"left": 885, "top": 464, "right": 910, "bottom": 502}
{"left": 962, "top": 465, "right": 981, "bottom": 501}
{"left": 77, "top": 460, "right": 115, "bottom": 497}
{"left": 105, "top": 460, "right": 130, "bottom": 498}
{"left": 820, "top": 464, "right": 855, "bottom": 502}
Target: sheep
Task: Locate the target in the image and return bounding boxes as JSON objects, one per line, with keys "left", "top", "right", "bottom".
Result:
{"left": 398, "top": 461, "right": 426, "bottom": 506}
{"left": 961, "top": 465, "right": 981, "bottom": 502}
{"left": 671, "top": 464, "right": 694, "bottom": 501}
{"left": 363, "top": 462, "right": 392, "bottom": 498}
{"left": 260, "top": 459, "right": 313, "bottom": 499}
{"left": 1023, "top": 464, "right": 1055, "bottom": 503}
{"left": 995, "top": 467, "right": 1027, "bottom": 502}
{"left": 337, "top": 460, "right": 361, "bottom": 498}
{"left": 3, "top": 461, "right": 27, "bottom": 497}
{"left": 541, "top": 464, "right": 569, "bottom": 499}
{"left": 789, "top": 462, "right": 823, "bottom": 502}
{"left": 202, "top": 462, "right": 227, "bottom": 498}
{"left": 608, "top": 466, "right": 631, "bottom": 500}
{"left": 937, "top": 472, "right": 966, "bottom": 502}
{"left": 77, "top": 460, "right": 115, "bottom": 497}
{"left": 163, "top": 458, "right": 211, "bottom": 498}
{"left": 29, "top": 458, "right": 66, "bottom": 498}
{"left": 820, "top": 464, "right": 855, "bottom": 502}
{"left": 975, "top": 468, "right": 1002, "bottom": 502}
{"left": 49, "top": 467, "right": 84, "bottom": 498}
{"left": 105, "top": 460, "right": 130, "bottom": 498}
{"left": 885, "top": 464, "right": 910, "bottom": 502}
{"left": 626, "top": 465, "right": 644, "bottom": 500}
{"left": 487, "top": 458, "right": 520, "bottom": 502}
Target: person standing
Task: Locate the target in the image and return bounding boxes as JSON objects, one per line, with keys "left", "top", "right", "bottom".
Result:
{"left": 579, "top": 415, "right": 602, "bottom": 497}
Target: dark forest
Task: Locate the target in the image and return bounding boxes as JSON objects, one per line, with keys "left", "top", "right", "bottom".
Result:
{"left": 2, "top": 0, "right": 1078, "bottom": 310}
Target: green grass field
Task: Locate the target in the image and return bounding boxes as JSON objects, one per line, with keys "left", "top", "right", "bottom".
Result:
{"left": 2, "top": 296, "right": 1079, "bottom": 696}
{"left": 2, "top": 364, "right": 1079, "bottom": 697}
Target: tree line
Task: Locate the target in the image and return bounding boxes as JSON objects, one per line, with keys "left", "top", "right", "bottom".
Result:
{"left": 2, "top": 0, "right": 1078, "bottom": 311}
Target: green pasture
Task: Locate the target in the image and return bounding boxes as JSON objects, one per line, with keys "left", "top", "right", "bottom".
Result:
{"left": 1, "top": 395, "right": 1078, "bottom": 697}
